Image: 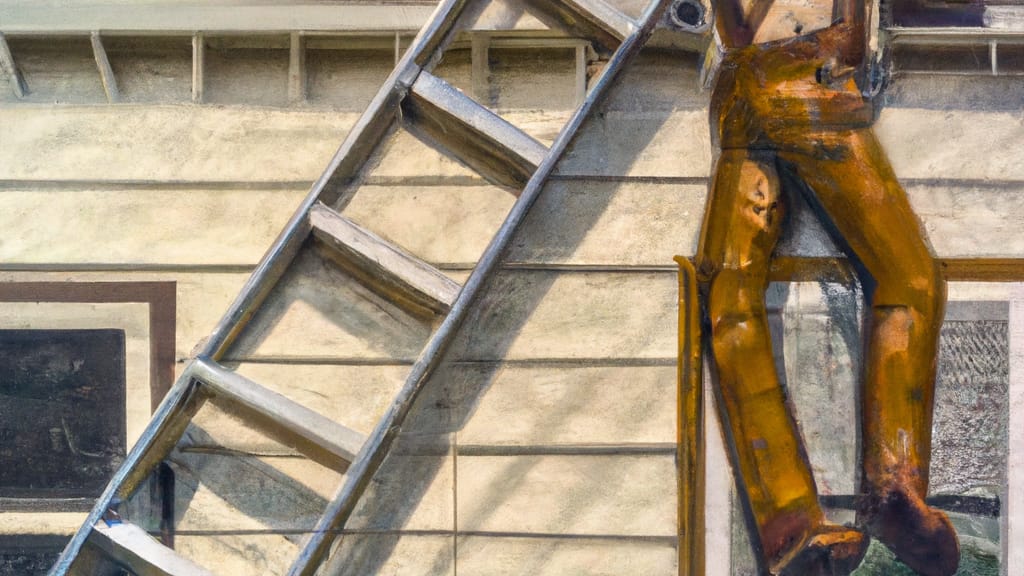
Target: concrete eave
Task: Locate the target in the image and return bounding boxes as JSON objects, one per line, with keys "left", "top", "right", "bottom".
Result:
{"left": 887, "top": 26, "right": 1024, "bottom": 45}
{"left": 0, "top": 3, "right": 439, "bottom": 35}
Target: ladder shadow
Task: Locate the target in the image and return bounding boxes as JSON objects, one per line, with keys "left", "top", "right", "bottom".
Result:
{"left": 322, "top": 49, "right": 698, "bottom": 575}
{"left": 123, "top": 424, "right": 333, "bottom": 572}
{"left": 223, "top": 241, "right": 436, "bottom": 365}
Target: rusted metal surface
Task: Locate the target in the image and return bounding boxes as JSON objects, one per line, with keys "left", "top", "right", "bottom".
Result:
{"left": 675, "top": 256, "right": 704, "bottom": 576}
{"left": 698, "top": 0, "right": 961, "bottom": 574}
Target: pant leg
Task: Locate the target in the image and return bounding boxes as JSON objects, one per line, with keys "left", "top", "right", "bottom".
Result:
{"left": 698, "top": 149, "right": 825, "bottom": 568}
{"left": 777, "top": 129, "right": 946, "bottom": 499}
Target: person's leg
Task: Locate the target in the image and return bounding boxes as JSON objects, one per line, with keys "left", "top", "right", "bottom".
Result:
{"left": 778, "top": 129, "right": 959, "bottom": 576}
{"left": 698, "top": 149, "right": 867, "bottom": 575}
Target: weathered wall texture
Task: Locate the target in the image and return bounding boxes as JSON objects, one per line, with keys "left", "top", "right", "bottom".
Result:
{"left": 1, "top": 4, "right": 1023, "bottom": 572}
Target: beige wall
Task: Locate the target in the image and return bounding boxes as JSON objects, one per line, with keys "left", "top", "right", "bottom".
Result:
{"left": 1, "top": 9, "right": 1023, "bottom": 573}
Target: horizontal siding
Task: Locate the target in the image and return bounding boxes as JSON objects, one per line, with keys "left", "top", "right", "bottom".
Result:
{"left": 556, "top": 109, "right": 713, "bottom": 178}
{"left": 0, "top": 269, "right": 247, "bottom": 361}
{"left": 454, "top": 536, "right": 677, "bottom": 576}
{"left": 0, "top": 180, "right": 1020, "bottom": 268}
{"left": 324, "top": 534, "right": 454, "bottom": 576}
{"left": 876, "top": 108, "right": 1024, "bottom": 182}
{"left": 456, "top": 454, "right": 677, "bottom": 536}
{"left": 227, "top": 363, "right": 412, "bottom": 437}
{"left": 508, "top": 180, "right": 701, "bottom": 266}
{"left": 345, "top": 451, "right": 455, "bottom": 532}
{"left": 225, "top": 247, "right": 437, "bottom": 363}
{"left": 556, "top": 108, "right": 1024, "bottom": 181}
{"left": 0, "top": 107, "right": 355, "bottom": 182}
{"left": 912, "top": 183, "right": 1024, "bottom": 258}
{"left": 165, "top": 452, "right": 337, "bottom": 532}
{"left": 341, "top": 184, "right": 515, "bottom": 267}
{"left": 0, "top": 108, "right": 568, "bottom": 183}
{"left": 0, "top": 187, "right": 305, "bottom": 266}
{"left": 448, "top": 363, "right": 676, "bottom": 446}
{"left": 2, "top": 46, "right": 1021, "bottom": 575}
{"left": 172, "top": 533, "right": 299, "bottom": 575}
{"left": 451, "top": 270, "right": 678, "bottom": 361}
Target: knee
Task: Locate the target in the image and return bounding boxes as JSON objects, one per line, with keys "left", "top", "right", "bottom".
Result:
{"left": 871, "top": 259, "right": 945, "bottom": 320}
{"left": 705, "top": 269, "right": 769, "bottom": 354}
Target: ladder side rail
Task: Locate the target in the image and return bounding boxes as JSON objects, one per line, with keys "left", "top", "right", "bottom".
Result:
{"left": 198, "top": 0, "right": 472, "bottom": 361}
{"left": 52, "top": 2, "right": 487, "bottom": 570}
{"left": 317, "top": 0, "right": 474, "bottom": 210}
{"left": 49, "top": 366, "right": 207, "bottom": 576}
{"left": 53, "top": 3, "right": 488, "bottom": 569}
{"left": 527, "top": 0, "right": 635, "bottom": 51}
{"left": 287, "top": 3, "right": 672, "bottom": 574}
{"left": 560, "top": 0, "right": 636, "bottom": 40}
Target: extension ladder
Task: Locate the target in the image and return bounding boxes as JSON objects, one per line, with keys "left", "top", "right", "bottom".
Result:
{"left": 50, "top": 1, "right": 674, "bottom": 574}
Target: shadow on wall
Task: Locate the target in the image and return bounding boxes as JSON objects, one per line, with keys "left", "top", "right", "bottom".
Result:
{"left": 320, "top": 50, "right": 698, "bottom": 576}
{"left": 121, "top": 35, "right": 699, "bottom": 576}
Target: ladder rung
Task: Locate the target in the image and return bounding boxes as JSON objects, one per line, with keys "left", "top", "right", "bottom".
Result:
{"left": 191, "top": 358, "right": 366, "bottom": 471}
{"left": 554, "top": 0, "right": 636, "bottom": 42}
{"left": 309, "top": 203, "right": 461, "bottom": 316}
{"left": 90, "top": 521, "right": 215, "bottom": 576}
{"left": 403, "top": 71, "right": 549, "bottom": 190}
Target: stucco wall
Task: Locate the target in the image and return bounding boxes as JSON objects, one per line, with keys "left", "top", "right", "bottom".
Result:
{"left": 1, "top": 11, "right": 1023, "bottom": 573}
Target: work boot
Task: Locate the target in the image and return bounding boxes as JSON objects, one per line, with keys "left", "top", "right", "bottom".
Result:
{"left": 860, "top": 484, "right": 959, "bottom": 576}
{"left": 772, "top": 523, "right": 869, "bottom": 576}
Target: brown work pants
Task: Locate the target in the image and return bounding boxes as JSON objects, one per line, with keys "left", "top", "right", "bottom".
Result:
{"left": 696, "top": 128, "right": 945, "bottom": 565}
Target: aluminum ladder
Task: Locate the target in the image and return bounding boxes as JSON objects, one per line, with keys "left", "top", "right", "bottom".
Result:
{"left": 50, "top": 1, "right": 673, "bottom": 574}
